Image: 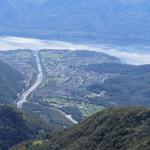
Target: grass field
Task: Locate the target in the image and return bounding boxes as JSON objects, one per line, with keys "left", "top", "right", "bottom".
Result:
{"left": 33, "top": 140, "right": 43, "bottom": 146}
{"left": 41, "top": 52, "right": 63, "bottom": 59}
{"left": 46, "top": 75, "right": 68, "bottom": 86}
{"left": 78, "top": 103, "right": 104, "bottom": 117}
{"left": 16, "top": 51, "right": 31, "bottom": 59}
{"left": 45, "top": 98, "right": 104, "bottom": 117}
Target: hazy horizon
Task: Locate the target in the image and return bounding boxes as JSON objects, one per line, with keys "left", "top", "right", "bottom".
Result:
{"left": 0, "top": 36, "right": 150, "bottom": 65}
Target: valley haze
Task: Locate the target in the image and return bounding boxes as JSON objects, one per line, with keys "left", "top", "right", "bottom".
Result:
{"left": 0, "top": 36, "right": 150, "bottom": 65}
{"left": 1, "top": 0, "right": 150, "bottom": 149}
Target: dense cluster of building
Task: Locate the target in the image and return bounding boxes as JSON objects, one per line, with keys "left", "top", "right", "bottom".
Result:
{"left": 39, "top": 50, "right": 119, "bottom": 102}
{"left": 0, "top": 50, "right": 37, "bottom": 88}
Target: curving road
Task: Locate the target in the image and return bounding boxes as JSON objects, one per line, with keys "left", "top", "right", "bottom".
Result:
{"left": 16, "top": 51, "right": 78, "bottom": 124}
{"left": 17, "top": 51, "right": 43, "bottom": 109}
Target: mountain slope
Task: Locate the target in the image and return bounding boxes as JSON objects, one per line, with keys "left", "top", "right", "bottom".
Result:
{"left": 12, "top": 107, "right": 150, "bottom": 150}
{"left": 0, "top": 105, "right": 59, "bottom": 150}
{"left": 0, "top": 60, "right": 24, "bottom": 104}
{"left": 0, "top": 0, "right": 150, "bottom": 44}
{"left": 86, "top": 64, "right": 150, "bottom": 106}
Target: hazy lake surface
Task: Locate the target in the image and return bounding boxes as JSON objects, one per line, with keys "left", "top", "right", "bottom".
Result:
{"left": 0, "top": 36, "right": 150, "bottom": 65}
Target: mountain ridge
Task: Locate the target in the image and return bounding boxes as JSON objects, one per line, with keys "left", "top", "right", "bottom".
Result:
{"left": 0, "top": 0, "right": 150, "bottom": 45}
{"left": 10, "top": 107, "right": 150, "bottom": 150}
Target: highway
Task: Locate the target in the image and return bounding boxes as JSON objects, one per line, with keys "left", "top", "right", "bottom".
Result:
{"left": 16, "top": 51, "right": 78, "bottom": 124}
{"left": 17, "top": 51, "right": 43, "bottom": 108}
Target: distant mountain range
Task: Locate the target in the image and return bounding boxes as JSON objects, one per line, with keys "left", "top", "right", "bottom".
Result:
{"left": 0, "top": 0, "right": 150, "bottom": 45}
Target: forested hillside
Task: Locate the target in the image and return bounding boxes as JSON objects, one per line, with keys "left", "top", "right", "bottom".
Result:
{"left": 86, "top": 63, "right": 150, "bottom": 106}
{"left": 11, "top": 107, "right": 150, "bottom": 150}
{"left": 0, "top": 105, "right": 59, "bottom": 150}
{"left": 0, "top": 60, "right": 24, "bottom": 104}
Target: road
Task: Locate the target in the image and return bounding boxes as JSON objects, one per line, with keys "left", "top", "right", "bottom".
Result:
{"left": 17, "top": 51, "right": 78, "bottom": 124}
{"left": 17, "top": 51, "right": 43, "bottom": 108}
{"left": 56, "top": 108, "right": 78, "bottom": 124}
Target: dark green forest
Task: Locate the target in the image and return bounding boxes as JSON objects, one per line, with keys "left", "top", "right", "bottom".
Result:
{"left": 0, "top": 60, "right": 24, "bottom": 104}
{"left": 0, "top": 105, "right": 59, "bottom": 150}
{"left": 11, "top": 107, "right": 150, "bottom": 150}
{"left": 86, "top": 63, "right": 150, "bottom": 106}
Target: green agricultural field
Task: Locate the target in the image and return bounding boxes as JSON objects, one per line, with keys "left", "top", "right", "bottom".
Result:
{"left": 78, "top": 103, "right": 105, "bottom": 117}
{"left": 46, "top": 98, "right": 74, "bottom": 107}
{"left": 41, "top": 52, "right": 63, "bottom": 59}
{"left": 33, "top": 140, "right": 43, "bottom": 146}
{"left": 46, "top": 75, "right": 68, "bottom": 85}
{"left": 16, "top": 51, "right": 31, "bottom": 59}
{"left": 45, "top": 98, "right": 104, "bottom": 117}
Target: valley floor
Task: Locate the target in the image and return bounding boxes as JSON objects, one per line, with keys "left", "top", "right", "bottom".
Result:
{"left": 1, "top": 48, "right": 150, "bottom": 128}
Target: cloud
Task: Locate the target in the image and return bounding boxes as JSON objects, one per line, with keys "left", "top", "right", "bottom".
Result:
{"left": 0, "top": 36, "right": 149, "bottom": 65}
